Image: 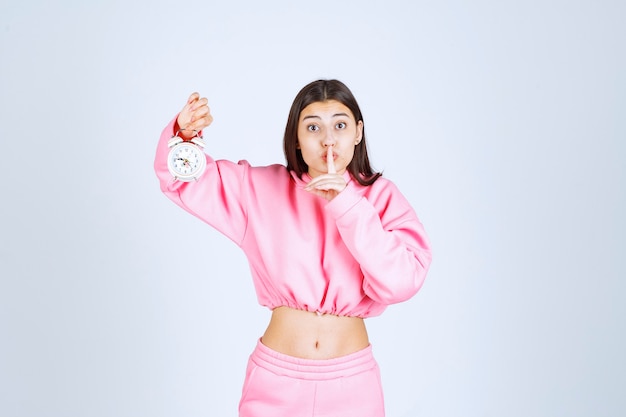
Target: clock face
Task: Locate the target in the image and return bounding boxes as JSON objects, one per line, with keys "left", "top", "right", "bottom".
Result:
{"left": 167, "top": 143, "right": 206, "bottom": 181}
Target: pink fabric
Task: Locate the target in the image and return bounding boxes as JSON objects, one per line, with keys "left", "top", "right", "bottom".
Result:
{"left": 239, "top": 340, "right": 385, "bottom": 417}
{"left": 155, "top": 117, "right": 432, "bottom": 317}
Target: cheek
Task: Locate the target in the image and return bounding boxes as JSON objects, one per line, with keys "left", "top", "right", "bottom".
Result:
{"left": 298, "top": 143, "right": 316, "bottom": 163}
{"left": 297, "top": 127, "right": 310, "bottom": 142}
{"left": 296, "top": 130, "right": 311, "bottom": 150}
{"left": 345, "top": 148, "right": 357, "bottom": 163}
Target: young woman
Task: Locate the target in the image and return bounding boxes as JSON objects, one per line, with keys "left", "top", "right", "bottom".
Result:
{"left": 154, "top": 79, "right": 432, "bottom": 417}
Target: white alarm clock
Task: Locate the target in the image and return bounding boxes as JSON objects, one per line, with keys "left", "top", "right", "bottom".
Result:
{"left": 167, "top": 130, "right": 207, "bottom": 182}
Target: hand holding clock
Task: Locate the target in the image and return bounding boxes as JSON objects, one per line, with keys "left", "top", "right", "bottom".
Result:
{"left": 176, "top": 93, "right": 213, "bottom": 140}
{"left": 166, "top": 93, "right": 212, "bottom": 182}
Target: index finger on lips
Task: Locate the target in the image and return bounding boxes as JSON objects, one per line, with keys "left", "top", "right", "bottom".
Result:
{"left": 327, "top": 146, "right": 336, "bottom": 174}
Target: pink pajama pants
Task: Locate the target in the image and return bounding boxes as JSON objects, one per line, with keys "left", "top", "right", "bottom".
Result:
{"left": 238, "top": 339, "right": 385, "bottom": 417}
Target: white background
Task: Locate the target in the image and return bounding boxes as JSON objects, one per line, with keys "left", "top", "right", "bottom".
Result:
{"left": 1, "top": 1, "right": 624, "bottom": 416}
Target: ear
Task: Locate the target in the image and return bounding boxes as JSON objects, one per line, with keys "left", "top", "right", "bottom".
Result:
{"left": 355, "top": 120, "right": 364, "bottom": 145}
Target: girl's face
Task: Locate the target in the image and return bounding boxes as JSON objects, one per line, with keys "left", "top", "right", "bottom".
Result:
{"left": 297, "top": 100, "right": 363, "bottom": 178}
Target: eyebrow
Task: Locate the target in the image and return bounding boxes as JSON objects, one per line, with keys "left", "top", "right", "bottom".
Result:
{"left": 302, "top": 112, "right": 351, "bottom": 121}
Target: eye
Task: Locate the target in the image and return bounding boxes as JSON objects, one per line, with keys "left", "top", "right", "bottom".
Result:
{"left": 307, "top": 124, "right": 319, "bottom": 132}
{"left": 335, "top": 122, "right": 347, "bottom": 129}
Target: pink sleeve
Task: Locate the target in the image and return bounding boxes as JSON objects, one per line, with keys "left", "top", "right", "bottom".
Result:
{"left": 326, "top": 183, "right": 432, "bottom": 305}
{"left": 154, "top": 116, "right": 249, "bottom": 245}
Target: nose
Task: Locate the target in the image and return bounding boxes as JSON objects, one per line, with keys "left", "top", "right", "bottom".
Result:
{"left": 323, "top": 130, "right": 336, "bottom": 147}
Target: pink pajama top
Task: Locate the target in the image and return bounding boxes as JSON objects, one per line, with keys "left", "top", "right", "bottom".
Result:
{"left": 155, "top": 117, "right": 432, "bottom": 318}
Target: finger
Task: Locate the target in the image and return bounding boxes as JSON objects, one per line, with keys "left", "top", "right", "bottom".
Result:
{"left": 304, "top": 175, "right": 344, "bottom": 190}
{"left": 189, "top": 104, "right": 211, "bottom": 126}
{"left": 303, "top": 176, "right": 346, "bottom": 200}
{"left": 190, "top": 97, "right": 208, "bottom": 110}
{"left": 189, "top": 114, "right": 213, "bottom": 132}
{"left": 183, "top": 93, "right": 199, "bottom": 113}
{"left": 183, "top": 94, "right": 208, "bottom": 117}
{"left": 309, "top": 182, "right": 343, "bottom": 191}
{"left": 187, "top": 92, "right": 199, "bottom": 105}
{"left": 192, "top": 104, "right": 211, "bottom": 119}
{"left": 327, "top": 146, "right": 336, "bottom": 174}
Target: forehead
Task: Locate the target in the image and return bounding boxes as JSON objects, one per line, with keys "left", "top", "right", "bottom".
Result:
{"left": 299, "top": 100, "right": 354, "bottom": 121}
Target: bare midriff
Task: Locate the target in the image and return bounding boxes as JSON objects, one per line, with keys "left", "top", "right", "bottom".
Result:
{"left": 261, "top": 306, "right": 370, "bottom": 360}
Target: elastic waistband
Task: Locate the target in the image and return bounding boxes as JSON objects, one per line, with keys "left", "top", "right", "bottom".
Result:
{"left": 250, "top": 339, "right": 377, "bottom": 381}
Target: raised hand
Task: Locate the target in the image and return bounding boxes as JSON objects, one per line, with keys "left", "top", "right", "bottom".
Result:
{"left": 176, "top": 92, "right": 214, "bottom": 140}
{"left": 304, "top": 146, "right": 347, "bottom": 201}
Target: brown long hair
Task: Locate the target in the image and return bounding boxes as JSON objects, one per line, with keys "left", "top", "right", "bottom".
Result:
{"left": 283, "top": 79, "right": 381, "bottom": 186}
